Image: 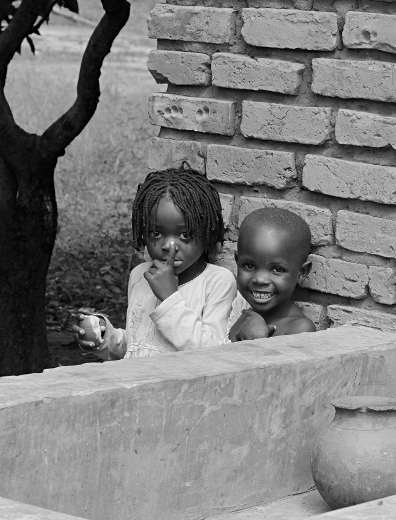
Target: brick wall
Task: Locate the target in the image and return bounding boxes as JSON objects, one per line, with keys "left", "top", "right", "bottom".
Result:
{"left": 146, "top": 0, "right": 396, "bottom": 332}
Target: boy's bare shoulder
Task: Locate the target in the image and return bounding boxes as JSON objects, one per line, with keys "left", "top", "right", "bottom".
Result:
{"left": 283, "top": 315, "right": 316, "bottom": 335}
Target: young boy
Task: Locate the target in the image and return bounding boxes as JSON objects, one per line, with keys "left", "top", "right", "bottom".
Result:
{"left": 228, "top": 207, "right": 316, "bottom": 342}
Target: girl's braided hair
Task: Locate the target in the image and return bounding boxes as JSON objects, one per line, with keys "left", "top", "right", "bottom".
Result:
{"left": 132, "top": 167, "right": 225, "bottom": 259}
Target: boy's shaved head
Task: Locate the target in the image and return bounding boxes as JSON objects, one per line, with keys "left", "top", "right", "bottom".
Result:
{"left": 239, "top": 207, "right": 312, "bottom": 264}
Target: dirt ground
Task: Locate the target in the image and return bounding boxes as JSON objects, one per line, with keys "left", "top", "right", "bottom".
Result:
{"left": 37, "top": 13, "right": 158, "bottom": 369}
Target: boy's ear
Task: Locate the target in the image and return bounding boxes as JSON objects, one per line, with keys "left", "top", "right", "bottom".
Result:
{"left": 298, "top": 260, "right": 312, "bottom": 284}
{"left": 234, "top": 251, "right": 238, "bottom": 263}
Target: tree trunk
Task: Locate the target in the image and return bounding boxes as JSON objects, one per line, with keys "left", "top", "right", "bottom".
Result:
{"left": 0, "top": 139, "right": 58, "bottom": 376}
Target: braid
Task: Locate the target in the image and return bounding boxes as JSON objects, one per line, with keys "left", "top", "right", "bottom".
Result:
{"left": 132, "top": 167, "right": 224, "bottom": 260}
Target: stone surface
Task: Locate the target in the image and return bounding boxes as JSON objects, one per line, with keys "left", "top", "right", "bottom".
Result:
{"left": 368, "top": 266, "right": 396, "bottom": 305}
{"left": 310, "top": 493, "right": 396, "bottom": 519}
{"left": 148, "top": 5, "right": 235, "bottom": 44}
{"left": 148, "top": 93, "right": 236, "bottom": 135}
{"left": 343, "top": 12, "right": 396, "bottom": 54}
{"left": 0, "top": 497, "right": 86, "bottom": 520}
{"left": 215, "top": 240, "right": 237, "bottom": 277}
{"left": 241, "top": 9, "right": 338, "bottom": 50}
{"left": 301, "top": 255, "right": 368, "bottom": 299}
{"left": 1, "top": 328, "right": 396, "bottom": 520}
{"left": 336, "top": 210, "right": 396, "bottom": 259}
{"left": 239, "top": 196, "right": 334, "bottom": 246}
{"left": 295, "top": 302, "right": 328, "bottom": 331}
{"left": 207, "top": 489, "right": 330, "bottom": 520}
{"left": 312, "top": 59, "right": 396, "bottom": 102}
{"left": 335, "top": 109, "right": 396, "bottom": 149}
{"left": 241, "top": 102, "right": 332, "bottom": 145}
{"left": 147, "top": 50, "right": 211, "bottom": 85}
{"left": 206, "top": 144, "right": 297, "bottom": 189}
{"left": 328, "top": 306, "right": 396, "bottom": 333}
{"left": 212, "top": 53, "right": 305, "bottom": 94}
{"left": 303, "top": 155, "right": 396, "bottom": 205}
{"left": 147, "top": 137, "right": 206, "bottom": 172}
{"left": 220, "top": 193, "right": 234, "bottom": 229}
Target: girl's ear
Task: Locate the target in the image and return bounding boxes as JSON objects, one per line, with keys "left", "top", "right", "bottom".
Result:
{"left": 298, "top": 260, "right": 312, "bottom": 284}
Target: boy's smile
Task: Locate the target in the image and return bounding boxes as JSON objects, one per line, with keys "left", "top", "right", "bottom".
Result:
{"left": 145, "top": 196, "right": 206, "bottom": 285}
{"left": 236, "top": 224, "right": 311, "bottom": 320}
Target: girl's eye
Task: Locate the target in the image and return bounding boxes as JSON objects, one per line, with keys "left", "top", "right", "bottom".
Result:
{"left": 179, "top": 232, "right": 189, "bottom": 240}
{"left": 243, "top": 263, "right": 255, "bottom": 270}
{"left": 149, "top": 231, "right": 162, "bottom": 239}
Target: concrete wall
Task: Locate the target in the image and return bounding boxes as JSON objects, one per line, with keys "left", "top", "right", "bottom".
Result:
{"left": 1, "top": 327, "right": 396, "bottom": 520}
{"left": 146, "top": 0, "right": 396, "bottom": 332}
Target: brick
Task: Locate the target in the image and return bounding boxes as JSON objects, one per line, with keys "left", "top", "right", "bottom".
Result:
{"left": 211, "top": 53, "right": 305, "bottom": 94}
{"left": 148, "top": 5, "right": 235, "bottom": 44}
{"left": 335, "top": 109, "right": 396, "bottom": 149}
{"left": 368, "top": 266, "right": 396, "bottom": 305}
{"left": 147, "top": 50, "right": 211, "bottom": 86}
{"left": 312, "top": 59, "right": 396, "bottom": 103}
{"left": 241, "top": 102, "right": 331, "bottom": 145}
{"left": 220, "top": 194, "right": 234, "bottom": 229}
{"left": 303, "top": 155, "right": 396, "bottom": 205}
{"left": 343, "top": 12, "right": 396, "bottom": 54}
{"left": 295, "top": 302, "right": 328, "bottom": 331}
{"left": 328, "top": 305, "right": 396, "bottom": 333}
{"left": 206, "top": 145, "right": 297, "bottom": 190}
{"left": 147, "top": 137, "right": 206, "bottom": 173}
{"left": 148, "top": 94, "right": 236, "bottom": 136}
{"left": 214, "top": 240, "right": 237, "bottom": 277}
{"left": 336, "top": 210, "right": 396, "bottom": 259}
{"left": 241, "top": 8, "right": 338, "bottom": 50}
{"left": 301, "top": 254, "right": 368, "bottom": 299}
{"left": 239, "top": 196, "right": 334, "bottom": 246}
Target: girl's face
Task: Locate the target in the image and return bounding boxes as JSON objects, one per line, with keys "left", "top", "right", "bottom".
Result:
{"left": 145, "top": 196, "right": 206, "bottom": 285}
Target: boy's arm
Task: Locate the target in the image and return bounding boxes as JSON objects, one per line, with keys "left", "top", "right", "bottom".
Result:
{"left": 232, "top": 310, "right": 276, "bottom": 342}
{"left": 149, "top": 269, "right": 236, "bottom": 350}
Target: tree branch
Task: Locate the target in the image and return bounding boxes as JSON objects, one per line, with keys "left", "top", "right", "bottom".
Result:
{"left": 41, "top": 0, "right": 130, "bottom": 156}
{"left": 0, "top": 88, "right": 30, "bottom": 169}
{"left": 0, "top": 0, "right": 47, "bottom": 83}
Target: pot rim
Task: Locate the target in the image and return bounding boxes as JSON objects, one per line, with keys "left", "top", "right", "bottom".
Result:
{"left": 332, "top": 396, "right": 396, "bottom": 411}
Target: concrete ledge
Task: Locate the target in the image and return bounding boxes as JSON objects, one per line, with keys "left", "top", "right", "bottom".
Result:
{"left": 0, "top": 497, "right": 85, "bottom": 520}
{"left": 1, "top": 327, "right": 396, "bottom": 520}
{"left": 311, "top": 494, "right": 396, "bottom": 519}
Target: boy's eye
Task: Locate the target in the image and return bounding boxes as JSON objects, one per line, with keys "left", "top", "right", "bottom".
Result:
{"left": 273, "top": 266, "right": 285, "bottom": 274}
{"left": 242, "top": 262, "right": 255, "bottom": 270}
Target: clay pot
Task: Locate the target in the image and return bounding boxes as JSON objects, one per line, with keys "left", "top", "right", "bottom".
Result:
{"left": 311, "top": 396, "right": 396, "bottom": 509}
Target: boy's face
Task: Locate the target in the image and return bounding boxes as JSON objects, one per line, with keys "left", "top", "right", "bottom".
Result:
{"left": 235, "top": 223, "right": 311, "bottom": 318}
{"left": 145, "top": 196, "right": 206, "bottom": 282}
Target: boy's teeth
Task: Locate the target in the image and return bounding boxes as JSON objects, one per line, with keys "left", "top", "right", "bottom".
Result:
{"left": 252, "top": 291, "right": 274, "bottom": 300}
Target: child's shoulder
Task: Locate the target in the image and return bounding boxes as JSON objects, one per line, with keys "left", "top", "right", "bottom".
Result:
{"left": 203, "top": 264, "right": 236, "bottom": 286}
{"left": 276, "top": 306, "right": 316, "bottom": 336}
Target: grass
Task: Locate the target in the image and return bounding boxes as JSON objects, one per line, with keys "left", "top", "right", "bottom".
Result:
{"left": 6, "top": 31, "right": 164, "bottom": 333}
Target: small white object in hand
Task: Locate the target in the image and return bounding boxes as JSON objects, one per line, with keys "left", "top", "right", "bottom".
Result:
{"left": 80, "top": 315, "right": 103, "bottom": 346}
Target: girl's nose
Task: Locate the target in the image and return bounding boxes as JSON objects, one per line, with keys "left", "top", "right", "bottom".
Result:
{"left": 162, "top": 239, "right": 179, "bottom": 251}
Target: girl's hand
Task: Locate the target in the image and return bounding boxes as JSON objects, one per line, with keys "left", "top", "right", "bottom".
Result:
{"left": 235, "top": 309, "right": 276, "bottom": 341}
{"left": 72, "top": 314, "right": 106, "bottom": 351}
{"left": 144, "top": 242, "right": 178, "bottom": 301}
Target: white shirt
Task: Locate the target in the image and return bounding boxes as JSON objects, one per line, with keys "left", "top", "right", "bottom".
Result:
{"left": 98, "top": 262, "right": 236, "bottom": 359}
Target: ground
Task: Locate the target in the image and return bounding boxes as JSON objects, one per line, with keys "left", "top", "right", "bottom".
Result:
{"left": 6, "top": 3, "right": 163, "bottom": 369}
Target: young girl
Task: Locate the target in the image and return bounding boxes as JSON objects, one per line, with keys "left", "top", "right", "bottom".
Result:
{"left": 74, "top": 167, "right": 236, "bottom": 359}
